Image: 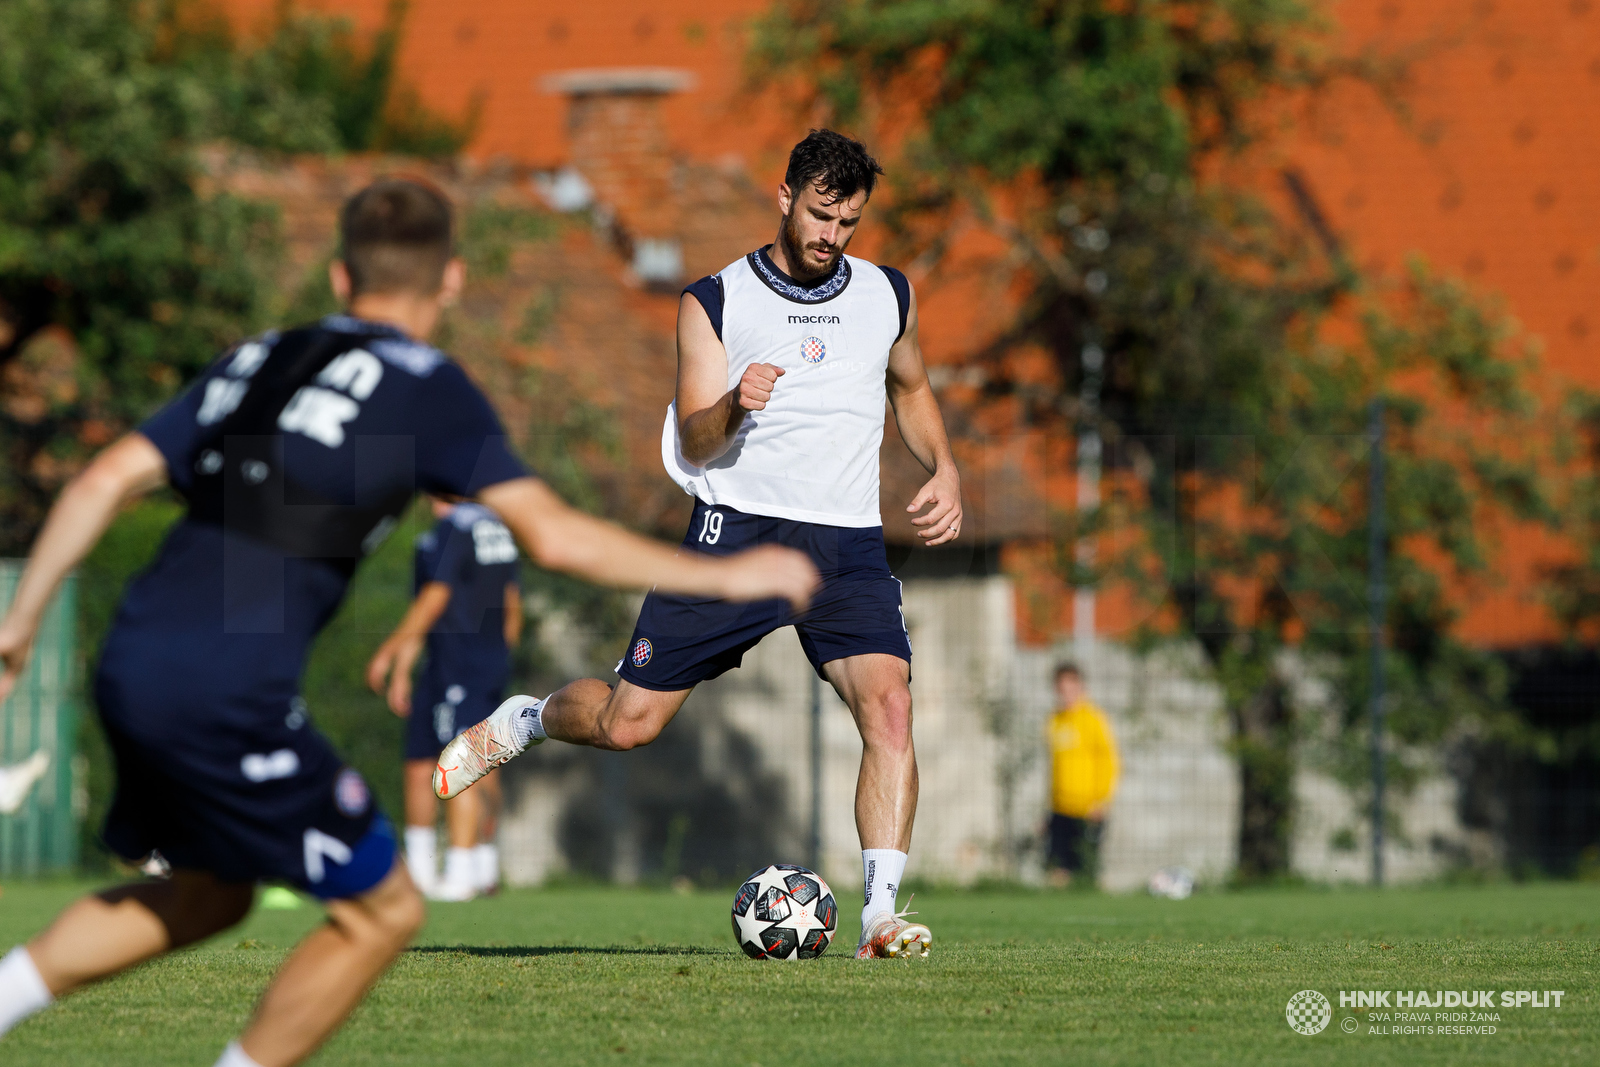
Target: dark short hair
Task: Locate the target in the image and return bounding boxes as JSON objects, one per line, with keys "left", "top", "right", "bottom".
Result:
{"left": 339, "top": 179, "right": 454, "bottom": 297}
{"left": 784, "top": 129, "right": 884, "bottom": 204}
{"left": 1054, "top": 662, "right": 1082, "bottom": 682}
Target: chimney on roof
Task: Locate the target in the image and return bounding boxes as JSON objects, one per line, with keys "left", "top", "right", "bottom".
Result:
{"left": 542, "top": 68, "right": 695, "bottom": 289}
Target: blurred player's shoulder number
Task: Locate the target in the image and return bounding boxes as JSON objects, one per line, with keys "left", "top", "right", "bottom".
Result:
{"left": 472, "top": 519, "right": 516, "bottom": 564}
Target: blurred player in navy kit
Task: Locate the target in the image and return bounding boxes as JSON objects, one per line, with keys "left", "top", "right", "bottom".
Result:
{"left": 0, "top": 179, "right": 817, "bottom": 1066}
{"left": 367, "top": 495, "right": 521, "bottom": 900}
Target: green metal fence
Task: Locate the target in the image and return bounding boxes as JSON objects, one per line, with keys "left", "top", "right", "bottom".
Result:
{"left": 0, "top": 562, "right": 79, "bottom": 876}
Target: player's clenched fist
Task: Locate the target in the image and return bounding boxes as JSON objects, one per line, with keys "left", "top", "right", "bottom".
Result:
{"left": 736, "top": 363, "right": 785, "bottom": 411}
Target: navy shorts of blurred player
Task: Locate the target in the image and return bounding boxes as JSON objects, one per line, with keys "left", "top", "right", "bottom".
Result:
{"left": 404, "top": 675, "right": 505, "bottom": 761}
{"left": 619, "top": 499, "right": 911, "bottom": 691}
{"left": 95, "top": 578, "right": 398, "bottom": 902}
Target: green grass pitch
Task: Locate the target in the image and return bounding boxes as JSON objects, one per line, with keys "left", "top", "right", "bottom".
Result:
{"left": 0, "top": 880, "right": 1593, "bottom": 1064}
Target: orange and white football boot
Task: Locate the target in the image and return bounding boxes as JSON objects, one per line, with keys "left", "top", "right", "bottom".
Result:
{"left": 434, "top": 695, "right": 543, "bottom": 799}
{"left": 856, "top": 898, "right": 932, "bottom": 959}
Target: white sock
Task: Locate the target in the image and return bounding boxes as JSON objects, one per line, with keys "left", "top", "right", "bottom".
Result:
{"left": 214, "top": 1040, "right": 265, "bottom": 1067}
{"left": 861, "top": 849, "right": 909, "bottom": 927}
{"left": 510, "top": 696, "right": 549, "bottom": 749}
{"left": 445, "top": 847, "right": 475, "bottom": 888}
{"left": 404, "top": 826, "right": 437, "bottom": 889}
{"left": 0, "top": 945, "right": 53, "bottom": 1038}
{"left": 473, "top": 843, "right": 500, "bottom": 891}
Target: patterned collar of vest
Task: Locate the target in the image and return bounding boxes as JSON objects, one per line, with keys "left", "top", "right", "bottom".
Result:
{"left": 320, "top": 314, "right": 411, "bottom": 340}
{"left": 747, "top": 246, "right": 852, "bottom": 304}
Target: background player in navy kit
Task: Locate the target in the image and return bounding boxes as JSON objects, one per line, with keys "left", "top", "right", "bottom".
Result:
{"left": 0, "top": 180, "right": 817, "bottom": 1065}
{"left": 367, "top": 495, "right": 521, "bottom": 900}
{"left": 437, "top": 131, "right": 962, "bottom": 959}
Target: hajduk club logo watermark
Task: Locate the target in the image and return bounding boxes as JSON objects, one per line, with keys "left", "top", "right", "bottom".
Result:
{"left": 1287, "top": 989, "right": 1564, "bottom": 1036}
{"left": 800, "top": 337, "right": 826, "bottom": 364}
{"left": 1286, "top": 990, "right": 1332, "bottom": 1035}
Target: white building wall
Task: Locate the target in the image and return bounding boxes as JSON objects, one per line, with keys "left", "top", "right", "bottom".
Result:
{"left": 499, "top": 575, "right": 1470, "bottom": 890}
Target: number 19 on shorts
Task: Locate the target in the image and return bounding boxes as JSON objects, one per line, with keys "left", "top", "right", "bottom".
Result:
{"left": 697, "top": 510, "right": 723, "bottom": 545}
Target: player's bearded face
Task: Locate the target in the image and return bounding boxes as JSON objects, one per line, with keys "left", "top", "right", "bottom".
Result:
{"left": 780, "top": 201, "right": 852, "bottom": 281}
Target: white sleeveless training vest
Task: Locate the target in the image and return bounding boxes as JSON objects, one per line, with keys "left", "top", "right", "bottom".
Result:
{"left": 661, "top": 251, "right": 903, "bottom": 527}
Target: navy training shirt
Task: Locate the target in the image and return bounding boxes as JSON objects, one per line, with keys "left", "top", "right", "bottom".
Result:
{"left": 98, "top": 316, "right": 529, "bottom": 719}
{"left": 414, "top": 502, "right": 519, "bottom": 681}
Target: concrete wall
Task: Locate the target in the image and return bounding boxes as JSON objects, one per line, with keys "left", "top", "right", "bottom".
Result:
{"left": 498, "top": 575, "right": 1472, "bottom": 891}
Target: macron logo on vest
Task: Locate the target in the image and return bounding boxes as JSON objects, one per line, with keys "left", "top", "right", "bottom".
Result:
{"left": 788, "top": 314, "right": 841, "bottom": 324}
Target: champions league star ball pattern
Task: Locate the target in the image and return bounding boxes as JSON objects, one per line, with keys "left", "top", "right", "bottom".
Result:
{"left": 731, "top": 864, "right": 838, "bottom": 959}
{"left": 800, "top": 337, "right": 826, "bottom": 364}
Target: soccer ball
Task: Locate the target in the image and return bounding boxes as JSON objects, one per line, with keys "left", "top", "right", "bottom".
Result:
{"left": 731, "top": 864, "right": 838, "bottom": 960}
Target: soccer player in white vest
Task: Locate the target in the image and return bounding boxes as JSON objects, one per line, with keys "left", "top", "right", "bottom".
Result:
{"left": 437, "top": 130, "right": 963, "bottom": 959}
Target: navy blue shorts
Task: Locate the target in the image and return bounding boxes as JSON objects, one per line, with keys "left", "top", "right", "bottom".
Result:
{"left": 618, "top": 500, "right": 911, "bottom": 692}
{"left": 94, "top": 661, "right": 396, "bottom": 899}
{"left": 404, "top": 665, "right": 504, "bottom": 761}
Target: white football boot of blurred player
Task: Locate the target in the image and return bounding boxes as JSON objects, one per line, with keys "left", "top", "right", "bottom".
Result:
{"left": 855, "top": 899, "right": 932, "bottom": 959}
{"left": 434, "top": 695, "right": 543, "bottom": 799}
{"left": 0, "top": 750, "right": 50, "bottom": 815}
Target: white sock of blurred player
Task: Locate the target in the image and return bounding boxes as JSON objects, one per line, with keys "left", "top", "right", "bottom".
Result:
{"left": 436, "top": 846, "right": 477, "bottom": 901}
{"left": 213, "top": 1040, "right": 265, "bottom": 1067}
{"left": 404, "top": 826, "right": 438, "bottom": 894}
{"left": 473, "top": 843, "right": 499, "bottom": 893}
{"left": 861, "top": 848, "right": 908, "bottom": 927}
{"left": 0, "top": 945, "right": 53, "bottom": 1038}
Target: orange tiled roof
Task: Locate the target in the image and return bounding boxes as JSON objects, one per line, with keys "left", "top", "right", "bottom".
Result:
{"left": 211, "top": 0, "right": 1600, "bottom": 647}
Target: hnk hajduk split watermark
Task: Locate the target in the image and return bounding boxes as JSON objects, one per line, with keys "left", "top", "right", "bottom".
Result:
{"left": 1285, "top": 988, "right": 1564, "bottom": 1037}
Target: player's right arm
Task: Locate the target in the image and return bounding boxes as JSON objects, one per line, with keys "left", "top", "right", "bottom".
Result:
{"left": 0, "top": 433, "right": 169, "bottom": 702}
{"left": 674, "top": 292, "right": 783, "bottom": 466}
{"left": 477, "top": 477, "right": 817, "bottom": 610}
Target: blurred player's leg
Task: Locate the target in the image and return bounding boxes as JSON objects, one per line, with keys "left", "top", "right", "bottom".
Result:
{"left": 232, "top": 863, "right": 424, "bottom": 1067}
{"left": 474, "top": 771, "right": 502, "bottom": 893}
{"left": 2, "top": 871, "right": 253, "bottom": 1036}
{"left": 822, "top": 654, "right": 931, "bottom": 959}
{"left": 437, "top": 787, "right": 483, "bottom": 901}
{"left": 402, "top": 759, "right": 438, "bottom": 894}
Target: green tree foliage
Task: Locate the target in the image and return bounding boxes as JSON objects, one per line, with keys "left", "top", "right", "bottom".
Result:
{"left": 0, "top": 0, "right": 281, "bottom": 552}
{"left": 159, "top": 0, "right": 478, "bottom": 156}
{"left": 0, "top": 0, "right": 474, "bottom": 553}
{"left": 757, "top": 0, "right": 1564, "bottom": 878}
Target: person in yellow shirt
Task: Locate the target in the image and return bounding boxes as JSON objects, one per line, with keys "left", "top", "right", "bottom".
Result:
{"left": 1045, "top": 663, "right": 1119, "bottom": 887}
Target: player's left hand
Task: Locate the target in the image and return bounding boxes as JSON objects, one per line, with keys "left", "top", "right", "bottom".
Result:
{"left": 907, "top": 466, "right": 963, "bottom": 546}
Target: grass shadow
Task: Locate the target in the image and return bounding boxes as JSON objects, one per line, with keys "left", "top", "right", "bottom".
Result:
{"left": 407, "top": 944, "right": 734, "bottom": 958}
